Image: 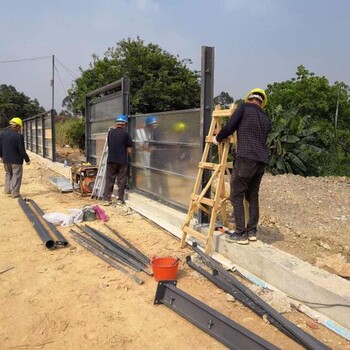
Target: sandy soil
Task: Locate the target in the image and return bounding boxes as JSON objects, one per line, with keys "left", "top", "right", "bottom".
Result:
{"left": 0, "top": 157, "right": 349, "bottom": 350}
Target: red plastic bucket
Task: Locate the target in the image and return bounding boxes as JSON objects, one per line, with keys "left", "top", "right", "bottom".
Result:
{"left": 151, "top": 257, "right": 180, "bottom": 281}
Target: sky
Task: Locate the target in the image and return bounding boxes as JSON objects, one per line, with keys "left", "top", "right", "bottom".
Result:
{"left": 0, "top": 0, "right": 349, "bottom": 112}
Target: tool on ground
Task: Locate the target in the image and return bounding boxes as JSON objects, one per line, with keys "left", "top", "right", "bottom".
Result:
{"left": 154, "top": 280, "right": 279, "bottom": 350}
{"left": 91, "top": 135, "right": 108, "bottom": 199}
{"left": 187, "top": 242, "right": 331, "bottom": 350}
{"left": 181, "top": 104, "right": 249, "bottom": 254}
{"left": 71, "top": 164, "right": 98, "bottom": 195}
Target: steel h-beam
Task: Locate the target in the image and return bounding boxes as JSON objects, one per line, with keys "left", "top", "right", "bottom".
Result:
{"left": 199, "top": 46, "right": 214, "bottom": 224}
{"left": 154, "top": 280, "right": 279, "bottom": 350}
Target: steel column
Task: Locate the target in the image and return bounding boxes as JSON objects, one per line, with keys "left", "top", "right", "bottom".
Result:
{"left": 199, "top": 46, "right": 214, "bottom": 224}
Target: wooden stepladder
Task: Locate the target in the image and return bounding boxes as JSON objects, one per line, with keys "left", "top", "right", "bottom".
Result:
{"left": 181, "top": 104, "right": 237, "bottom": 254}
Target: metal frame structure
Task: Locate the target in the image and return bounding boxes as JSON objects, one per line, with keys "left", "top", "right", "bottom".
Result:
{"left": 23, "top": 109, "right": 57, "bottom": 161}
{"left": 85, "top": 77, "right": 130, "bottom": 164}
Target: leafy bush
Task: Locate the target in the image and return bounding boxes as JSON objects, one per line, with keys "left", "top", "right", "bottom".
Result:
{"left": 56, "top": 118, "right": 85, "bottom": 150}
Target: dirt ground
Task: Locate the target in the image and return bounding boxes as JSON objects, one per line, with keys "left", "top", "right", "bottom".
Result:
{"left": 0, "top": 156, "right": 349, "bottom": 350}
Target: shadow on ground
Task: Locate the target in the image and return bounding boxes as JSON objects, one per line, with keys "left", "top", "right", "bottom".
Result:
{"left": 258, "top": 225, "right": 285, "bottom": 244}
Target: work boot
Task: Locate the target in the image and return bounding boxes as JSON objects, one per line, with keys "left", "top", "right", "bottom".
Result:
{"left": 116, "top": 198, "right": 125, "bottom": 206}
{"left": 247, "top": 231, "right": 257, "bottom": 242}
{"left": 225, "top": 231, "right": 249, "bottom": 245}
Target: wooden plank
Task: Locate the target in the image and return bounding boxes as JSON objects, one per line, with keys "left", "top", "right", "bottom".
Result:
{"left": 191, "top": 194, "right": 215, "bottom": 207}
{"left": 183, "top": 226, "right": 207, "bottom": 241}
{"left": 199, "top": 162, "right": 218, "bottom": 170}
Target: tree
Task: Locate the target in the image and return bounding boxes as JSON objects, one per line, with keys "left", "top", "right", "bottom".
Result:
{"left": 266, "top": 66, "right": 350, "bottom": 176}
{"left": 266, "top": 65, "right": 350, "bottom": 127}
{"left": 0, "top": 84, "right": 44, "bottom": 128}
{"left": 213, "top": 91, "right": 234, "bottom": 107}
{"left": 267, "top": 106, "right": 322, "bottom": 176}
{"left": 66, "top": 37, "right": 201, "bottom": 115}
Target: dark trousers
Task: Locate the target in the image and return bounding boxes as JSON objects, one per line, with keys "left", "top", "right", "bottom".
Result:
{"left": 103, "top": 162, "right": 128, "bottom": 201}
{"left": 230, "top": 157, "right": 265, "bottom": 234}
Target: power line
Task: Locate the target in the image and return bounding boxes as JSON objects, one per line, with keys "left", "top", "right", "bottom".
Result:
{"left": 55, "top": 58, "right": 78, "bottom": 79}
{"left": 0, "top": 55, "right": 52, "bottom": 64}
{"left": 54, "top": 64, "right": 67, "bottom": 96}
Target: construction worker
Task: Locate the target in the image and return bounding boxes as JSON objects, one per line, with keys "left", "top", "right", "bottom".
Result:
{"left": 135, "top": 116, "right": 158, "bottom": 170}
{"left": 147, "top": 116, "right": 170, "bottom": 198}
{"left": 0, "top": 117, "right": 30, "bottom": 198}
{"left": 101, "top": 114, "right": 133, "bottom": 206}
{"left": 213, "top": 88, "right": 271, "bottom": 244}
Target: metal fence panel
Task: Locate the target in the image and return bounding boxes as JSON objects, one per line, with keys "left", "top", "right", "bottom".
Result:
{"left": 23, "top": 110, "right": 56, "bottom": 161}
{"left": 129, "top": 109, "right": 201, "bottom": 209}
{"left": 85, "top": 79, "right": 129, "bottom": 165}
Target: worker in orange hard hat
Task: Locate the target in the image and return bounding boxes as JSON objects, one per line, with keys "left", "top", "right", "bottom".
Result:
{"left": 213, "top": 88, "right": 271, "bottom": 244}
{"left": 0, "top": 117, "right": 30, "bottom": 198}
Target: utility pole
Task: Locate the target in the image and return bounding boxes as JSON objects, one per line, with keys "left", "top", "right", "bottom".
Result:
{"left": 51, "top": 55, "right": 55, "bottom": 110}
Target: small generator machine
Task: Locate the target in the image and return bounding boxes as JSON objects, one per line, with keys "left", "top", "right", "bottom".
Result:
{"left": 71, "top": 164, "right": 98, "bottom": 195}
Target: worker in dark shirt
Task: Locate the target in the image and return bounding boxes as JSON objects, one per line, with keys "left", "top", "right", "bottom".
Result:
{"left": 213, "top": 88, "right": 271, "bottom": 244}
{"left": 101, "top": 114, "right": 133, "bottom": 206}
{"left": 0, "top": 117, "right": 30, "bottom": 198}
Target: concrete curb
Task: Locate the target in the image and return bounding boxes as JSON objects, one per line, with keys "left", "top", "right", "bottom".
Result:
{"left": 126, "top": 191, "right": 350, "bottom": 331}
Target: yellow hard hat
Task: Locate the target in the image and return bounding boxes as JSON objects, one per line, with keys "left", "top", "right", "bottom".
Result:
{"left": 173, "top": 122, "right": 187, "bottom": 133}
{"left": 244, "top": 88, "right": 268, "bottom": 108}
{"left": 9, "top": 117, "right": 23, "bottom": 128}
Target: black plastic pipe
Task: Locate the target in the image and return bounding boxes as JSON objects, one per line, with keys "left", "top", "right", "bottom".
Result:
{"left": 18, "top": 198, "right": 55, "bottom": 249}
{"left": 29, "top": 199, "right": 68, "bottom": 246}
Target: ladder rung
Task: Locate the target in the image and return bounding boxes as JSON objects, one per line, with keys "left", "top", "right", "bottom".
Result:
{"left": 191, "top": 194, "right": 215, "bottom": 207}
{"left": 199, "top": 162, "right": 218, "bottom": 170}
{"left": 205, "top": 136, "right": 236, "bottom": 144}
{"left": 182, "top": 226, "right": 207, "bottom": 241}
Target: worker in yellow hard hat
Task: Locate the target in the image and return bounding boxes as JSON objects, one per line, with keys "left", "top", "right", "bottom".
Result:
{"left": 0, "top": 117, "right": 30, "bottom": 198}
{"left": 213, "top": 88, "right": 271, "bottom": 245}
{"left": 173, "top": 121, "right": 187, "bottom": 133}
{"left": 244, "top": 88, "right": 268, "bottom": 109}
